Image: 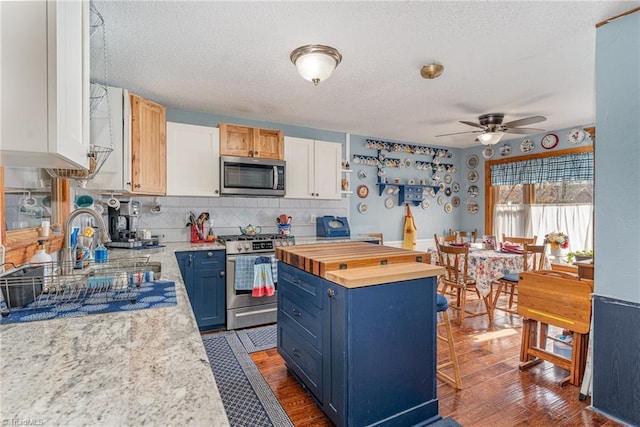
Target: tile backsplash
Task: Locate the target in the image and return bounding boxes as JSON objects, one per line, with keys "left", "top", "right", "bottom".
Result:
{"left": 72, "top": 190, "right": 348, "bottom": 242}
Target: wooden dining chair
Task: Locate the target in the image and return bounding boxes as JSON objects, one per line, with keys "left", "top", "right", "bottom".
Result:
{"left": 449, "top": 229, "right": 478, "bottom": 243}
{"left": 502, "top": 234, "right": 537, "bottom": 245}
{"left": 435, "top": 233, "right": 457, "bottom": 244}
{"left": 493, "top": 244, "right": 547, "bottom": 314}
{"left": 436, "top": 241, "right": 492, "bottom": 325}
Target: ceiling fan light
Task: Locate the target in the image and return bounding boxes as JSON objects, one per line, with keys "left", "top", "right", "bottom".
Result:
{"left": 290, "top": 44, "right": 342, "bottom": 86}
{"left": 477, "top": 132, "right": 504, "bottom": 145}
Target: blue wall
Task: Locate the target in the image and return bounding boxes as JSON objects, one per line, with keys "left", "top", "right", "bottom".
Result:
{"left": 592, "top": 10, "right": 640, "bottom": 426}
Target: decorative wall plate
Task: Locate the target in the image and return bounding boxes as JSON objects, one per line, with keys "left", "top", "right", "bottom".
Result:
{"left": 444, "top": 203, "right": 453, "bottom": 214}
{"left": 437, "top": 195, "right": 445, "bottom": 206}
{"left": 468, "top": 185, "right": 479, "bottom": 198}
{"left": 358, "top": 170, "right": 368, "bottom": 180}
{"left": 467, "top": 202, "right": 479, "bottom": 214}
{"left": 358, "top": 203, "right": 368, "bottom": 214}
{"left": 428, "top": 188, "right": 437, "bottom": 198}
{"left": 482, "top": 147, "right": 494, "bottom": 159}
{"left": 385, "top": 197, "right": 394, "bottom": 209}
{"left": 467, "top": 170, "right": 479, "bottom": 183}
{"left": 444, "top": 174, "right": 452, "bottom": 184}
{"left": 520, "top": 138, "right": 534, "bottom": 153}
{"left": 452, "top": 182, "right": 460, "bottom": 193}
{"left": 567, "top": 128, "right": 586, "bottom": 144}
{"left": 499, "top": 143, "right": 512, "bottom": 156}
{"left": 445, "top": 187, "right": 452, "bottom": 197}
{"left": 466, "top": 154, "right": 479, "bottom": 169}
{"left": 421, "top": 199, "right": 430, "bottom": 210}
{"left": 439, "top": 182, "right": 445, "bottom": 191}
{"left": 357, "top": 185, "right": 369, "bottom": 198}
{"left": 452, "top": 196, "right": 460, "bottom": 207}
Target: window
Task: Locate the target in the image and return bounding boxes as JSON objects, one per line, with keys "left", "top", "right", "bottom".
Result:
{"left": 486, "top": 147, "right": 594, "bottom": 252}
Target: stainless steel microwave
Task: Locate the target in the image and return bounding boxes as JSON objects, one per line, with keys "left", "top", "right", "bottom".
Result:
{"left": 220, "top": 156, "right": 286, "bottom": 196}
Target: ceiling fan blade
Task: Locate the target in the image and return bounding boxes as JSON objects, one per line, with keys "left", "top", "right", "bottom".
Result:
{"left": 459, "top": 120, "right": 485, "bottom": 129}
{"left": 503, "top": 127, "right": 546, "bottom": 134}
{"left": 435, "top": 130, "right": 483, "bottom": 137}
{"left": 502, "top": 115, "right": 547, "bottom": 128}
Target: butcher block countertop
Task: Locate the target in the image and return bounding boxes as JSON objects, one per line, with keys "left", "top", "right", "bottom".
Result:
{"left": 276, "top": 242, "right": 443, "bottom": 287}
{"left": 325, "top": 263, "right": 444, "bottom": 288}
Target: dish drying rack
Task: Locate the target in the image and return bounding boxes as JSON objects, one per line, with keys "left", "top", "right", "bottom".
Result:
{"left": 0, "top": 257, "right": 152, "bottom": 317}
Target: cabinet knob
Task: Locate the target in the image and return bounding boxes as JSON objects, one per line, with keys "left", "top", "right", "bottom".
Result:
{"left": 292, "top": 349, "right": 301, "bottom": 358}
{"left": 254, "top": 151, "right": 258, "bottom": 155}
{"left": 135, "top": 184, "right": 141, "bottom": 188}
{"left": 207, "top": 252, "right": 213, "bottom": 257}
{"left": 220, "top": 271, "right": 225, "bottom": 277}
{"left": 327, "top": 288, "right": 335, "bottom": 297}
{"left": 292, "top": 308, "right": 302, "bottom": 317}
{"left": 215, "top": 190, "right": 219, "bottom": 194}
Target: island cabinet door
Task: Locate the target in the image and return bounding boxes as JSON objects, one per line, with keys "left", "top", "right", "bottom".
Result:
{"left": 322, "top": 281, "right": 346, "bottom": 426}
{"left": 324, "top": 277, "right": 440, "bottom": 427}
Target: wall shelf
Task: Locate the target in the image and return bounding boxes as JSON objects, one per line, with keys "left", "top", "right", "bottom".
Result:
{"left": 376, "top": 182, "right": 440, "bottom": 206}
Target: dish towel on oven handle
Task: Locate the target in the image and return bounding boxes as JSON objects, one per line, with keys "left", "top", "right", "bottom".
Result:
{"left": 253, "top": 256, "right": 275, "bottom": 297}
{"left": 234, "top": 255, "right": 260, "bottom": 290}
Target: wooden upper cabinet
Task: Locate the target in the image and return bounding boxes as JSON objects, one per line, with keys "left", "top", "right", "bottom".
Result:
{"left": 130, "top": 93, "right": 166, "bottom": 195}
{"left": 219, "top": 123, "right": 283, "bottom": 160}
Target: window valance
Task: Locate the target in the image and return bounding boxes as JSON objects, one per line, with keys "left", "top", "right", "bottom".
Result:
{"left": 490, "top": 152, "right": 594, "bottom": 186}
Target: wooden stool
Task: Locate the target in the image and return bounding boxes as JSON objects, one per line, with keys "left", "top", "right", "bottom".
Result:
{"left": 517, "top": 271, "right": 593, "bottom": 386}
{"left": 436, "top": 294, "right": 462, "bottom": 389}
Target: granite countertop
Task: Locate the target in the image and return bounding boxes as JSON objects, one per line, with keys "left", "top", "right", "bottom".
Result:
{"left": 0, "top": 242, "right": 229, "bottom": 426}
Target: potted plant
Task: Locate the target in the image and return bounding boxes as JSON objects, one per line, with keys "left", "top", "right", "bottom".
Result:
{"left": 567, "top": 250, "right": 594, "bottom": 263}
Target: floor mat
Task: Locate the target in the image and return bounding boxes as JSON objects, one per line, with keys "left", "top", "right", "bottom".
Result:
{"left": 202, "top": 331, "right": 292, "bottom": 427}
{"left": 235, "top": 323, "right": 277, "bottom": 353}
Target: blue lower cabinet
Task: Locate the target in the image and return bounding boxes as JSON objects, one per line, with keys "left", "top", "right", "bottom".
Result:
{"left": 278, "top": 262, "right": 440, "bottom": 427}
{"left": 176, "top": 250, "right": 226, "bottom": 330}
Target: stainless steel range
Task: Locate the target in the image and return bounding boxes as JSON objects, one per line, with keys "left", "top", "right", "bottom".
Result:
{"left": 217, "top": 233, "right": 295, "bottom": 330}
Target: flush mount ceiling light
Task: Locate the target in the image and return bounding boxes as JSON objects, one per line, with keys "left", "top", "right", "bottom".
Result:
{"left": 290, "top": 44, "right": 342, "bottom": 86}
{"left": 420, "top": 63, "right": 444, "bottom": 79}
{"left": 476, "top": 132, "right": 505, "bottom": 146}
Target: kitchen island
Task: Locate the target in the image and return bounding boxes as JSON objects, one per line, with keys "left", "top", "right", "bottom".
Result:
{"left": 276, "top": 242, "right": 445, "bottom": 427}
{"left": 0, "top": 243, "right": 229, "bottom": 426}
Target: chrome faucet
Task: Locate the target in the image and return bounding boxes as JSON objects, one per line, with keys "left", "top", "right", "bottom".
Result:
{"left": 61, "top": 208, "right": 111, "bottom": 272}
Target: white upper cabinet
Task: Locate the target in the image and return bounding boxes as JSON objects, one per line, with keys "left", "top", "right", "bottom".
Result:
{"left": 1, "top": 0, "right": 89, "bottom": 169}
{"left": 166, "top": 122, "right": 220, "bottom": 197}
{"left": 284, "top": 137, "right": 341, "bottom": 200}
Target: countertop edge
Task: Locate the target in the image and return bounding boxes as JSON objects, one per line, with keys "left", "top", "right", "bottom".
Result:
{"left": 324, "top": 263, "right": 444, "bottom": 288}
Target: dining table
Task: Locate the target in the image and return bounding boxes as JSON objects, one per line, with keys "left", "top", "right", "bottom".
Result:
{"left": 429, "top": 245, "right": 548, "bottom": 319}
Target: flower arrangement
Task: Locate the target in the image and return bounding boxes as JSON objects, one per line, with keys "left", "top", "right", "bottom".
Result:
{"left": 545, "top": 231, "right": 569, "bottom": 249}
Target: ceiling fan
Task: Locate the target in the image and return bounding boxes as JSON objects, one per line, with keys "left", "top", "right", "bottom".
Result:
{"left": 435, "top": 113, "right": 547, "bottom": 145}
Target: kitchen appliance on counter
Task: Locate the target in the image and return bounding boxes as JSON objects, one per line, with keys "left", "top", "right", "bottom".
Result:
{"left": 220, "top": 156, "right": 286, "bottom": 197}
{"left": 316, "top": 216, "right": 350, "bottom": 238}
{"left": 217, "top": 233, "right": 296, "bottom": 330}
{"left": 107, "top": 201, "right": 144, "bottom": 248}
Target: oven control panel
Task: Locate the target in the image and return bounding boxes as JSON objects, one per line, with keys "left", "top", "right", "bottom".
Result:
{"left": 252, "top": 241, "right": 274, "bottom": 251}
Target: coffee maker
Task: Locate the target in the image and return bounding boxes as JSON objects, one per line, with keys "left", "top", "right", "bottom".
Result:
{"left": 107, "top": 201, "right": 141, "bottom": 248}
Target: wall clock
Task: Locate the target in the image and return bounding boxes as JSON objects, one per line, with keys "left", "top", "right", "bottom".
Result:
{"left": 541, "top": 133, "right": 559, "bottom": 149}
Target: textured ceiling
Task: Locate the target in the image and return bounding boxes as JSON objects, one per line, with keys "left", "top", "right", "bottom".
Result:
{"left": 91, "top": 1, "right": 639, "bottom": 148}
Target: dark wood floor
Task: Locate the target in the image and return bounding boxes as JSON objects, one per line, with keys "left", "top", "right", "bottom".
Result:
{"left": 250, "top": 292, "right": 622, "bottom": 427}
